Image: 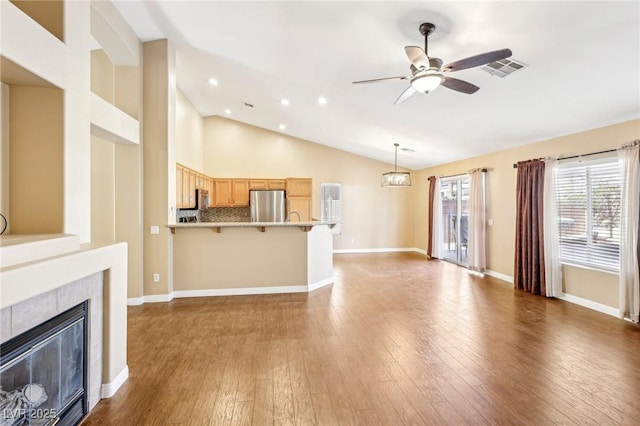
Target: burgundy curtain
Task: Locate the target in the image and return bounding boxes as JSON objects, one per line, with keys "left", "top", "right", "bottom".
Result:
{"left": 427, "top": 176, "right": 437, "bottom": 257}
{"left": 514, "top": 160, "right": 546, "bottom": 295}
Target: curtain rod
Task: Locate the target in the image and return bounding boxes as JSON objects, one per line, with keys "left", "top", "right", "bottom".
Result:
{"left": 512, "top": 148, "right": 617, "bottom": 168}
{"left": 429, "top": 169, "right": 487, "bottom": 179}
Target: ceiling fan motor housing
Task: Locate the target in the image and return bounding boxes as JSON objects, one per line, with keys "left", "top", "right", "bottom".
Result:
{"left": 419, "top": 22, "right": 436, "bottom": 36}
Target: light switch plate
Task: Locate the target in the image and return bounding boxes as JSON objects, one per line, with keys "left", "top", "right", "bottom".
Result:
{"left": 488, "top": 219, "right": 494, "bottom": 226}
{"left": 150, "top": 225, "right": 160, "bottom": 234}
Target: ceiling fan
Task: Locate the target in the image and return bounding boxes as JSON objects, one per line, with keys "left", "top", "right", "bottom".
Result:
{"left": 353, "top": 22, "right": 512, "bottom": 105}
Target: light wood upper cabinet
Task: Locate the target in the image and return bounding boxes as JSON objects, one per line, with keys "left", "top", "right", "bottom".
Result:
{"left": 213, "top": 179, "right": 232, "bottom": 206}
{"left": 267, "top": 179, "right": 286, "bottom": 190}
{"left": 249, "top": 179, "right": 268, "bottom": 190}
{"left": 232, "top": 179, "right": 249, "bottom": 206}
{"left": 286, "top": 178, "right": 312, "bottom": 197}
{"left": 203, "top": 177, "right": 213, "bottom": 207}
{"left": 180, "top": 167, "right": 195, "bottom": 208}
{"left": 213, "top": 179, "right": 249, "bottom": 206}
{"left": 195, "top": 173, "right": 205, "bottom": 190}
{"left": 176, "top": 164, "right": 184, "bottom": 208}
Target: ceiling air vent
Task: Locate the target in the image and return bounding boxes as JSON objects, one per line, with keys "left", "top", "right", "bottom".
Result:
{"left": 481, "top": 58, "right": 527, "bottom": 78}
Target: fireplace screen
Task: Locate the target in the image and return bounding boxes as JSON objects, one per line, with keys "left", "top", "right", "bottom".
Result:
{"left": 1, "top": 302, "right": 87, "bottom": 426}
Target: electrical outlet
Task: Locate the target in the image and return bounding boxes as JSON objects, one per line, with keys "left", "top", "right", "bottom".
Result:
{"left": 153, "top": 274, "right": 160, "bottom": 282}
{"left": 150, "top": 226, "right": 160, "bottom": 234}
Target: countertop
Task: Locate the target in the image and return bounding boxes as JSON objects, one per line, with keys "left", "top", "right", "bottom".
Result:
{"left": 168, "top": 220, "right": 337, "bottom": 233}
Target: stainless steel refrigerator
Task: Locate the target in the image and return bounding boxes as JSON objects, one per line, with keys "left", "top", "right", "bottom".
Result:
{"left": 250, "top": 190, "right": 286, "bottom": 222}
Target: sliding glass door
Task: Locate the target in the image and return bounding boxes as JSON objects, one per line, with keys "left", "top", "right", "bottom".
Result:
{"left": 440, "top": 176, "right": 470, "bottom": 266}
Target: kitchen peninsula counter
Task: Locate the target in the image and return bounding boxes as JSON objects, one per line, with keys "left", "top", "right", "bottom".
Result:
{"left": 170, "top": 221, "right": 336, "bottom": 297}
{"left": 168, "top": 220, "right": 336, "bottom": 233}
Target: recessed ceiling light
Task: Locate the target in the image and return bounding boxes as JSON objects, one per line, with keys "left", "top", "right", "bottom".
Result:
{"left": 208, "top": 78, "right": 218, "bottom": 86}
{"left": 224, "top": 109, "right": 231, "bottom": 115}
{"left": 318, "top": 97, "right": 327, "bottom": 105}
{"left": 279, "top": 124, "right": 286, "bottom": 130}
{"left": 281, "top": 99, "right": 290, "bottom": 106}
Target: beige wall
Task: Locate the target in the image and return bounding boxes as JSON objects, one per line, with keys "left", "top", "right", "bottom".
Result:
{"left": 203, "top": 116, "right": 416, "bottom": 250}
{"left": 11, "top": 0, "right": 64, "bottom": 42}
{"left": 415, "top": 119, "right": 640, "bottom": 307}
{"left": 91, "top": 50, "right": 114, "bottom": 103}
{"left": 142, "top": 39, "right": 176, "bottom": 296}
{"left": 176, "top": 89, "right": 204, "bottom": 171}
{"left": 8, "top": 86, "right": 64, "bottom": 234}
{"left": 91, "top": 137, "right": 115, "bottom": 243}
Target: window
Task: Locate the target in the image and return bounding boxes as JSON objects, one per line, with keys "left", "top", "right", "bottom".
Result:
{"left": 320, "top": 183, "right": 342, "bottom": 234}
{"left": 555, "top": 158, "right": 621, "bottom": 272}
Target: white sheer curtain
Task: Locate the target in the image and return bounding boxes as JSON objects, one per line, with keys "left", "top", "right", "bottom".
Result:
{"left": 432, "top": 177, "right": 443, "bottom": 259}
{"left": 467, "top": 169, "right": 486, "bottom": 273}
{"left": 618, "top": 141, "right": 640, "bottom": 322}
{"left": 543, "top": 158, "right": 563, "bottom": 297}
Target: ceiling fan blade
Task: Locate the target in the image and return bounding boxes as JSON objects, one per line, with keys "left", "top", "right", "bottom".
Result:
{"left": 443, "top": 48, "right": 512, "bottom": 72}
{"left": 394, "top": 85, "right": 417, "bottom": 105}
{"left": 352, "top": 76, "right": 408, "bottom": 84}
{"left": 441, "top": 77, "right": 480, "bottom": 94}
{"left": 405, "top": 46, "right": 430, "bottom": 69}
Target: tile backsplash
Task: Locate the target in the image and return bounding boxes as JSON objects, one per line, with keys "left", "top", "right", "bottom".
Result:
{"left": 201, "top": 207, "right": 250, "bottom": 222}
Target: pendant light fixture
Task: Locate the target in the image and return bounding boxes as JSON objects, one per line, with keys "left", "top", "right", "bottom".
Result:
{"left": 381, "top": 143, "right": 411, "bottom": 187}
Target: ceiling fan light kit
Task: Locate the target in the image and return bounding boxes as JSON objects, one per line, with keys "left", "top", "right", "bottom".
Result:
{"left": 410, "top": 73, "right": 444, "bottom": 92}
{"left": 353, "top": 22, "right": 512, "bottom": 104}
{"left": 382, "top": 143, "right": 411, "bottom": 187}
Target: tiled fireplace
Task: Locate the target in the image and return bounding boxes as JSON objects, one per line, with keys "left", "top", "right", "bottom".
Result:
{"left": 1, "top": 273, "right": 103, "bottom": 425}
{"left": 0, "top": 234, "right": 129, "bottom": 423}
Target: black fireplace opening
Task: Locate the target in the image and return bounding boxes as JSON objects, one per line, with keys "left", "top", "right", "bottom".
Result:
{"left": 1, "top": 302, "right": 88, "bottom": 426}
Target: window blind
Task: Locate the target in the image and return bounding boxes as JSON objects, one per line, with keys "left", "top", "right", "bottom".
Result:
{"left": 555, "top": 158, "right": 621, "bottom": 272}
{"left": 321, "top": 183, "right": 342, "bottom": 234}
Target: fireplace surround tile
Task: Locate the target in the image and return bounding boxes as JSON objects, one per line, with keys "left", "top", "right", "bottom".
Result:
{"left": 11, "top": 289, "right": 58, "bottom": 337}
{"left": 0, "top": 307, "right": 10, "bottom": 340}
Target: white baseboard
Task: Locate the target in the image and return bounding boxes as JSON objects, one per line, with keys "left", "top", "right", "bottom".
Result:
{"left": 556, "top": 293, "right": 619, "bottom": 318}
{"left": 308, "top": 277, "right": 334, "bottom": 291}
{"left": 485, "top": 270, "right": 514, "bottom": 284}
{"left": 173, "top": 285, "right": 309, "bottom": 298}
{"left": 128, "top": 280, "right": 335, "bottom": 304}
{"left": 333, "top": 247, "right": 425, "bottom": 254}
{"left": 101, "top": 365, "right": 129, "bottom": 398}
{"left": 127, "top": 293, "right": 175, "bottom": 305}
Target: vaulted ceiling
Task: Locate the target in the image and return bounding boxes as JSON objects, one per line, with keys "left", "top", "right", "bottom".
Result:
{"left": 113, "top": 1, "right": 640, "bottom": 170}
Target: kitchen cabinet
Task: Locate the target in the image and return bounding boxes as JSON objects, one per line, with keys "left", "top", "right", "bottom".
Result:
{"left": 175, "top": 163, "right": 196, "bottom": 208}
{"left": 176, "top": 164, "right": 184, "bottom": 208}
{"left": 249, "top": 179, "right": 268, "bottom": 189}
{"left": 195, "top": 173, "right": 205, "bottom": 190}
{"left": 203, "top": 177, "right": 213, "bottom": 207}
{"left": 213, "top": 179, "right": 249, "bottom": 206}
{"left": 286, "top": 178, "right": 312, "bottom": 197}
{"left": 286, "top": 178, "right": 312, "bottom": 221}
{"left": 180, "top": 167, "right": 195, "bottom": 208}
{"left": 287, "top": 197, "right": 311, "bottom": 222}
{"left": 267, "top": 179, "right": 286, "bottom": 190}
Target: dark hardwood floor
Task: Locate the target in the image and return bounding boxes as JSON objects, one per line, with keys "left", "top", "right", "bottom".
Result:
{"left": 83, "top": 252, "right": 640, "bottom": 425}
